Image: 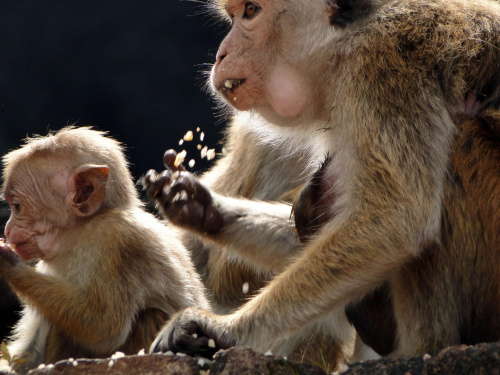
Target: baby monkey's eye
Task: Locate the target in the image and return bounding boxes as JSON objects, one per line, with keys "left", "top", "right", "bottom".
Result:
{"left": 243, "top": 2, "right": 261, "bottom": 19}
{"left": 12, "top": 203, "right": 21, "bottom": 214}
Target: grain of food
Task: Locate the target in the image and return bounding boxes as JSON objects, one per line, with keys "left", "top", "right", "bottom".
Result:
{"left": 137, "top": 349, "right": 145, "bottom": 356}
{"left": 242, "top": 282, "right": 249, "bottom": 294}
{"left": 174, "top": 150, "right": 187, "bottom": 167}
{"left": 111, "top": 351, "right": 125, "bottom": 359}
{"left": 200, "top": 132, "right": 205, "bottom": 141}
{"left": 188, "top": 159, "right": 196, "bottom": 168}
{"left": 197, "top": 144, "right": 202, "bottom": 150}
{"left": 207, "top": 149, "right": 216, "bottom": 161}
{"left": 208, "top": 339, "right": 216, "bottom": 348}
{"left": 183, "top": 130, "right": 194, "bottom": 141}
{"left": 201, "top": 146, "right": 208, "bottom": 159}
{"left": 179, "top": 139, "right": 184, "bottom": 145}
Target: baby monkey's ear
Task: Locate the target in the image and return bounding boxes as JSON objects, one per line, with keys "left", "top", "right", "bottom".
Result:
{"left": 67, "top": 164, "right": 109, "bottom": 217}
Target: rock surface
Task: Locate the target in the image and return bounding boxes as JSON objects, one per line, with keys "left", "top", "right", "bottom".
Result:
{"left": 0, "top": 342, "right": 497, "bottom": 375}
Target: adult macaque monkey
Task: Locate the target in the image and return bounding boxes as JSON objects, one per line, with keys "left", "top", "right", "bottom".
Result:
{"left": 145, "top": 0, "right": 500, "bottom": 367}
{"left": 0, "top": 127, "right": 209, "bottom": 373}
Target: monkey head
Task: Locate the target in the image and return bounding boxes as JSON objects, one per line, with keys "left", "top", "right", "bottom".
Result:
{"left": 210, "top": 0, "right": 344, "bottom": 126}
{"left": 2, "top": 160, "right": 109, "bottom": 261}
{"left": 1, "top": 127, "right": 139, "bottom": 262}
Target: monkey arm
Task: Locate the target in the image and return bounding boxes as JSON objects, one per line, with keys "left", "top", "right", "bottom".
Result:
{"left": 153, "top": 204, "right": 418, "bottom": 356}
{"left": 0, "top": 258, "right": 135, "bottom": 353}
{"left": 202, "top": 193, "right": 301, "bottom": 272}
{"left": 144, "top": 170, "right": 302, "bottom": 273}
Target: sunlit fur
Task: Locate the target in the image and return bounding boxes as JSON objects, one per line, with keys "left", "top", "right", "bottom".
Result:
{"left": 151, "top": 0, "right": 499, "bottom": 369}
{"left": 0, "top": 127, "right": 210, "bottom": 373}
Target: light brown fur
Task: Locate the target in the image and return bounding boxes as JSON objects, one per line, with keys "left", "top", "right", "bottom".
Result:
{"left": 147, "top": 0, "right": 500, "bottom": 368}
{"left": 0, "top": 127, "right": 209, "bottom": 373}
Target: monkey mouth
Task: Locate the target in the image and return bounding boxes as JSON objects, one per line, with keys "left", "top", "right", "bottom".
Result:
{"left": 220, "top": 78, "right": 246, "bottom": 96}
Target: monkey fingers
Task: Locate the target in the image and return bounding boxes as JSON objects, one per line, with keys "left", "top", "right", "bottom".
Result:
{"left": 142, "top": 169, "right": 174, "bottom": 199}
{"left": 150, "top": 308, "right": 234, "bottom": 359}
{"left": 159, "top": 172, "right": 223, "bottom": 234}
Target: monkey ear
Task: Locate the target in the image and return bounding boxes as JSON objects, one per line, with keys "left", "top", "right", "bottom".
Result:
{"left": 67, "top": 165, "right": 109, "bottom": 217}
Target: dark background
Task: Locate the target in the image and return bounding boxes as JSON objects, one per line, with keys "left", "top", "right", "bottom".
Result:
{"left": 0, "top": 0, "right": 227, "bottom": 340}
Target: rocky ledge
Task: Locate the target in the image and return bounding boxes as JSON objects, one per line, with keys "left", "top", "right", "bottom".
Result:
{"left": 0, "top": 341, "right": 498, "bottom": 375}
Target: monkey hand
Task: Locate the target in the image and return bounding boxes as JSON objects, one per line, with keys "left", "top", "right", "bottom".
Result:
{"left": 142, "top": 151, "right": 223, "bottom": 234}
{"left": 149, "top": 307, "right": 235, "bottom": 358}
{"left": 0, "top": 243, "right": 22, "bottom": 270}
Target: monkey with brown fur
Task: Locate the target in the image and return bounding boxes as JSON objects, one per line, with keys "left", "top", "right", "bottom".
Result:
{"left": 144, "top": 120, "right": 359, "bottom": 367}
{"left": 143, "top": 0, "right": 500, "bottom": 366}
{"left": 0, "top": 127, "right": 210, "bottom": 373}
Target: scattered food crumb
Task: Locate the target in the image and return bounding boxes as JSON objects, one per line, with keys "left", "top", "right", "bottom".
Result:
{"left": 242, "top": 282, "right": 249, "bottom": 294}
{"left": 264, "top": 351, "right": 273, "bottom": 356}
{"left": 72, "top": 361, "right": 78, "bottom": 367}
{"left": 192, "top": 333, "right": 198, "bottom": 339}
{"left": 137, "top": 348, "right": 145, "bottom": 356}
{"left": 197, "top": 144, "right": 202, "bottom": 150}
{"left": 201, "top": 146, "right": 208, "bottom": 159}
{"left": 196, "top": 127, "right": 200, "bottom": 132}
{"left": 207, "top": 149, "right": 216, "bottom": 161}
{"left": 176, "top": 352, "right": 187, "bottom": 357}
{"left": 188, "top": 159, "right": 196, "bottom": 168}
{"left": 184, "top": 130, "right": 194, "bottom": 141}
{"left": 111, "top": 351, "right": 125, "bottom": 360}
{"left": 179, "top": 139, "right": 184, "bottom": 145}
{"left": 165, "top": 351, "right": 174, "bottom": 356}
{"left": 174, "top": 150, "right": 187, "bottom": 167}
{"left": 37, "top": 364, "right": 46, "bottom": 370}
{"left": 423, "top": 353, "right": 431, "bottom": 360}
{"left": 47, "top": 364, "right": 54, "bottom": 369}
{"left": 108, "top": 360, "right": 115, "bottom": 368}
{"left": 208, "top": 339, "right": 216, "bottom": 348}
{"left": 198, "top": 358, "right": 205, "bottom": 367}
{"left": 200, "top": 132, "right": 205, "bottom": 141}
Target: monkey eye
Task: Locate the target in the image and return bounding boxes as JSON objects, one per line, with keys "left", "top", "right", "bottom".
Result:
{"left": 243, "top": 2, "right": 261, "bottom": 19}
{"left": 11, "top": 203, "right": 21, "bottom": 214}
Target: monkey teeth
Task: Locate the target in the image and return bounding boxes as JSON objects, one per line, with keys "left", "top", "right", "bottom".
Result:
{"left": 221, "top": 78, "right": 245, "bottom": 93}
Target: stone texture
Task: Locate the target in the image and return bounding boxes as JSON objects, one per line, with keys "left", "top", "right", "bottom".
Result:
{"left": 0, "top": 342, "right": 498, "bottom": 375}
{"left": 345, "top": 341, "right": 500, "bottom": 375}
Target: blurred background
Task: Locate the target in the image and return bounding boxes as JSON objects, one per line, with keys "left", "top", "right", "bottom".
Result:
{"left": 0, "top": 0, "right": 227, "bottom": 340}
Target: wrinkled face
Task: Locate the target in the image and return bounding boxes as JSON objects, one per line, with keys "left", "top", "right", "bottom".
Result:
{"left": 3, "top": 165, "right": 70, "bottom": 261}
{"left": 210, "top": 0, "right": 323, "bottom": 123}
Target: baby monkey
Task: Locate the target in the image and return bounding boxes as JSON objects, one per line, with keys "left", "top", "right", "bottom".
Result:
{"left": 0, "top": 127, "right": 209, "bottom": 373}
